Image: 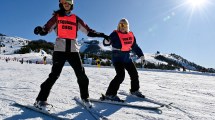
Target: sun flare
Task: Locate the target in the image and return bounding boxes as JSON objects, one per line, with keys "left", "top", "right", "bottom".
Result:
{"left": 186, "top": 0, "right": 209, "bottom": 8}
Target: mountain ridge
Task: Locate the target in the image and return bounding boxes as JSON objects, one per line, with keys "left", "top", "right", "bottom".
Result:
{"left": 0, "top": 34, "right": 214, "bottom": 73}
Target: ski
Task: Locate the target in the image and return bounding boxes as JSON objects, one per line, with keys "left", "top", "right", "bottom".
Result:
{"left": 88, "top": 98, "right": 163, "bottom": 112}
{"left": 14, "top": 102, "right": 64, "bottom": 120}
{"left": 74, "top": 96, "right": 108, "bottom": 120}
{"left": 118, "top": 91, "right": 173, "bottom": 109}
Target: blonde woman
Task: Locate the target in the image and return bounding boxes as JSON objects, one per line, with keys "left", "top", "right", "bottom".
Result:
{"left": 103, "top": 18, "right": 145, "bottom": 101}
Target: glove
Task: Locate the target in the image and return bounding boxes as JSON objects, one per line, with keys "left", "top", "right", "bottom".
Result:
{"left": 140, "top": 56, "right": 145, "bottom": 65}
{"left": 34, "top": 26, "right": 48, "bottom": 36}
{"left": 103, "top": 38, "right": 111, "bottom": 46}
{"left": 34, "top": 26, "right": 43, "bottom": 35}
{"left": 103, "top": 35, "right": 111, "bottom": 42}
{"left": 100, "top": 33, "right": 111, "bottom": 42}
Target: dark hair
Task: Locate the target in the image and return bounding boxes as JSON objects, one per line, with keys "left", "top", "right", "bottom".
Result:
{"left": 54, "top": 9, "right": 64, "bottom": 16}
{"left": 54, "top": 3, "right": 73, "bottom": 16}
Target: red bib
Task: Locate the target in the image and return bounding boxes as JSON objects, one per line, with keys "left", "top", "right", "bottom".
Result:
{"left": 57, "top": 14, "right": 77, "bottom": 40}
{"left": 116, "top": 30, "right": 134, "bottom": 51}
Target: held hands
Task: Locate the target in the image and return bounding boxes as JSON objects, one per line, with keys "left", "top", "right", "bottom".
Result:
{"left": 104, "top": 35, "right": 111, "bottom": 42}
{"left": 100, "top": 33, "right": 111, "bottom": 42}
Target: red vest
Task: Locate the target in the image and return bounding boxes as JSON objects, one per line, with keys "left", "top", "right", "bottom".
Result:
{"left": 116, "top": 30, "right": 134, "bottom": 51}
{"left": 57, "top": 14, "right": 77, "bottom": 40}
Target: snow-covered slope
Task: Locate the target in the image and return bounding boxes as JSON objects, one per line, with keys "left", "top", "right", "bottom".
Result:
{"left": 0, "top": 60, "right": 215, "bottom": 120}
{"left": 0, "top": 50, "right": 52, "bottom": 64}
{"left": 144, "top": 53, "right": 168, "bottom": 65}
{"left": 0, "top": 36, "right": 30, "bottom": 55}
{"left": 79, "top": 39, "right": 111, "bottom": 53}
{"left": 0, "top": 35, "right": 53, "bottom": 64}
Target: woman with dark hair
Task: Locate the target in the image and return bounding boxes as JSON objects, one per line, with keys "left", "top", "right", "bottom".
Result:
{"left": 34, "top": 0, "right": 109, "bottom": 110}
{"left": 103, "top": 18, "right": 145, "bottom": 102}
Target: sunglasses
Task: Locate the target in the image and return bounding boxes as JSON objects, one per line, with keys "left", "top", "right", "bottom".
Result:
{"left": 62, "top": 2, "right": 71, "bottom": 5}
{"left": 119, "top": 23, "right": 128, "bottom": 28}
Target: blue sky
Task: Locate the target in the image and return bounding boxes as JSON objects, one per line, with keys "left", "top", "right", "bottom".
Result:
{"left": 1, "top": 0, "right": 215, "bottom": 68}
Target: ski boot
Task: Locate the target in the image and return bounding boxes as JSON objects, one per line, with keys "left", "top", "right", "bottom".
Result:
{"left": 34, "top": 101, "right": 53, "bottom": 112}
{"left": 130, "top": 90, "right": 145, "bottom": 98}
{"left": 101, "top": 94, "right": 124, "bottom": 102}
{"left": 82, "top": 98, "right": 92, "bottom": 108}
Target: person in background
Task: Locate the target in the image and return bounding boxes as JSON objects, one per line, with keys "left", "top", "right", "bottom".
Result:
{"left": 34, "top": 0, "right": 110, "bottom": 109}
{"left": 96, "top": 57, "right": 101, "bottom": 68}
{"left": 20, "top": 58, "right": 24, "bottom": 64}
{"left": 43, "top": 56, "right": 47, "bottom": 65}
{"left": 103, "top": 18, "right": 145, "bottom": 101}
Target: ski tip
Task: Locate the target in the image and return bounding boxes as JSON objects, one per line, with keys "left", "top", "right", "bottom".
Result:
{"left": 169, "top": 102, "right": 173, "bottom": 105}
{"left": 165, "top": 103, "right": 173, "bottom": 109}
{"left": 160, "top": 105, "right": 165, "bottom": 107}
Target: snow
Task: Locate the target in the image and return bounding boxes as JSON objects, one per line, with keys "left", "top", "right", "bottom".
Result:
{"left": 99, "top": 42, "right": 111, "bottom": 51}
{"left": 0, "top": 36, "right": 30, "bottom": 55}
{"left": 0, "top": 52, "right": 52, "bottom": 64}
{"left": 144, "top": 53, "right": 168, "bottom": 65}
{"left": 79, "top": 38, "right": 111, "bottom": 53}
{"left": 0, "top": 56, "right": 215, "bottom": 120}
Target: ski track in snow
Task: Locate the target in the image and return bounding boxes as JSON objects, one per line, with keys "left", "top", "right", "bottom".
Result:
{"left": 0, "top": 60, "right": 215, "bottom": 120}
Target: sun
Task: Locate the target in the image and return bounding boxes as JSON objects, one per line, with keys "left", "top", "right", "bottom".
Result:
{"left": 186, "top": 0, "right": 209, "bottom": 8}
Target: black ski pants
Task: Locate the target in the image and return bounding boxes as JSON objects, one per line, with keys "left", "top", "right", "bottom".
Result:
{"left": 105, "top": 62, "right": 140, "bottom": 96}
{"left": 36, "top": 51, "right": 89, "bottom": 101}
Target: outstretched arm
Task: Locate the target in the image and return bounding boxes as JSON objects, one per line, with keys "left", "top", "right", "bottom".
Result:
{"left": 34, "top": 14, "right": 57, "bottom": 36}
{"left": 77, "top": 16, "right": 110, "bottom": 39}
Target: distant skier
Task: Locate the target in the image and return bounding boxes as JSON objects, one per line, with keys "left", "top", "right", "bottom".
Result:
{"left": 20, "top": 58, "right": 24, "bottom": 64}
{"left": 33, "top": 0, "right": 109, "bottom": 110}
{"left": 5, "top": 58, "right": 8, "bottom": 63}
{"left": 103, "top": 18, "right": 145, "bottom": 101}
